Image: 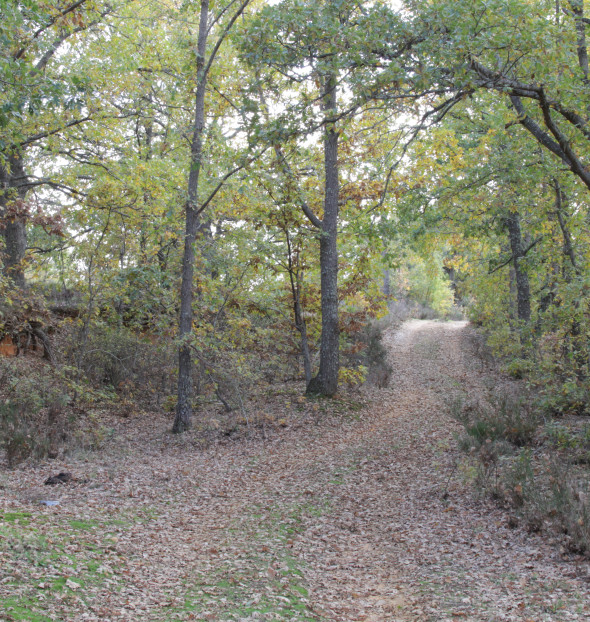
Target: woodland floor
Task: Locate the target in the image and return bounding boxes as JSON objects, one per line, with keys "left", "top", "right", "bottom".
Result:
{"left": 2, "top": 319, "right": 590, "bottom": 621}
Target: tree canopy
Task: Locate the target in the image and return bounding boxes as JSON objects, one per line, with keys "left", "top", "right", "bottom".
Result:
{"left": 2, "top": 0, "right": 590, "bottom": 424}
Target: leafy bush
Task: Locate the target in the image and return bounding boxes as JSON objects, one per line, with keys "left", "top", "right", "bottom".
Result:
{"left": 536, "top": 377, "right": 590, "bottom": 417}
{"left": 502, "top": 358, "right": 534, "bottom": 380}
{"left": 0, "top": 358, "right": 112, "bottom": 466}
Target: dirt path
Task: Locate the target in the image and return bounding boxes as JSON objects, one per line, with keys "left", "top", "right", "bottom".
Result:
{"left": 2, "top": 320, "right": 590, "bottom": 621}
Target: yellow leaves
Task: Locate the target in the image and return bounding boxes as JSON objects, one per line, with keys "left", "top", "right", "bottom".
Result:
{"left": 233, "top": 317, "right": 252, "bottom": 331}
{"left": 446, "top": 254, "right": 470, "bottom": 274}
{"left": 338, "top": 365, "right": 367, "bottom": 387}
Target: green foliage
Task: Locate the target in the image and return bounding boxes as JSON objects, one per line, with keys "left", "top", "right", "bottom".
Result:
{"left": 396, "top": 0, "right": 590, "bottom": 415}
{"left": 2, "top": 0, "right": 589, "bottom": 438}
{"left": 502, "top": 358, "right": 534, "bottom": 380}
{"left": 403, "top": 257, "right": 455, "bottom": 316}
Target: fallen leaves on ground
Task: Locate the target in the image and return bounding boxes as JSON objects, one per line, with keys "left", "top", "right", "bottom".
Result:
{"left": 1, "top": 320, "right": 589, "bottom": 621}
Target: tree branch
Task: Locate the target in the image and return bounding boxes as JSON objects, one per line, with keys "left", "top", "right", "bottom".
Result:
{"left": 14, "top": 0, "right": 90, "bottom": 61}
{"left": 488, "top": 234, "right": 543, "bottom": 274}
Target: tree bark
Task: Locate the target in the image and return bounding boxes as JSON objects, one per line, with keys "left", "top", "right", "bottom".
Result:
{"left": 553, "top": 180, "right": 579, "bottom": 275}
{"left": 553, "top": 179, "right": 587, "bottom": 375}
{"left": 569, "top": 0, "right": 589, "bottom": 81}
{"left": 505, "top": 210, "right": 531, "bottom": 323}
{"left": 0, "top": 152, "right": 28, "bottom": 287}
{"left": 173, "top": 0, "right": 209, "bottom": 434}
{"left": 172, "top": 0, "right": 251, "bottom": 432}
{"left": 286, "top": 233, "right": 312, "bottom": 384}
{"left": 307, "top": 74, "right": 340, "bottom": 396}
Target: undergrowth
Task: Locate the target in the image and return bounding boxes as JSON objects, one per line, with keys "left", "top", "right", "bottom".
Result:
{"left": 450, "top": 344, "right": 590, "bottom": 556}
{"left": 0, "top": 360, "right": 110, "bottom": 467}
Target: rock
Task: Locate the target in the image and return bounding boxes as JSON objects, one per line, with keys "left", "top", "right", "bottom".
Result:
{"left": 44, "top": 472, "right": 72, "bottom": 485}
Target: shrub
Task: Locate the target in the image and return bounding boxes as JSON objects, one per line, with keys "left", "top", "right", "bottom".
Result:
{"left": 65, "top": 323, "right": 176, "bottom": 408}
{"left": 503, "top": 358, "right": 534, "bottom": 380}
{"left": 446, "top": 305, "right": 465, "bottom": 321}
{"left": 453, "top": 390, "right": 541, "bottom": 449}
{"left": 357, "top": 320, "right": 392, "bottom": 388}
{"left": 536, "top": 377, "right": 590, "bottom": 417}
{"left": 0, "top": 363, "right": 70, "bottom": 466}
{"left": 550, "top": 465, "right": 590, "bottom": 553}
{"left": 453, "top": 388, "right": 590, "bottom": 553}
{"left": 387, "top": 298, "right": 413, "bottom": 324}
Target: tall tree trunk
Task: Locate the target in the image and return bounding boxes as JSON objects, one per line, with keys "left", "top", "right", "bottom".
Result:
{"left": 508, "top": 264, "right": 518, "bottom": 322}
{"left": 307, "top": 74, "right": 339, "bottom": 396}
{"left": 505, "top": 210, "right": 531, "bottom": 323}
{"left": 570, "top": 0, "right": 589, "bottom": 82}
{"left": 0, "top": 152, "right": 28, "bottom": 287}
{"left": 173, "top": 0, "right": 209, "bottom": 434}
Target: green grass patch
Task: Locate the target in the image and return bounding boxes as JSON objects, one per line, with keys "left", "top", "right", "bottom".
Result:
{"left": 169, "top": 500, "right": 328, "bottom": 620}
{"left": 0, "top": 510, "right": 134, "bottom": 619}
{"left": 68, "top": 518, "right": 99, "bottom": 531}
{"left": 1, "top": 511, "right": 32, "bottom": 524}
{"left": 1, "top": 595, "right": 54, "bottom": 621}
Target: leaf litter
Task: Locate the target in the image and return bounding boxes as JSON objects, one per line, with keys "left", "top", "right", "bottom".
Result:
{"left": 1, "top": 319, "right": 589, "bottom": 621}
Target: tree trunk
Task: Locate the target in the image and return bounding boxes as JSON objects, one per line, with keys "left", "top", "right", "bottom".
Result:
{"left": 0, "top": 153, "right": 28, "bottom": 287}
{"left": 382, "top": 266, "right": 391, "bottom": 299}
{"left": 553, "top": 180, "right": 579, "bottom": 275}
{"left": 505, "top": 210, "right": 531, "bottom": 323}
{"left": 307, "top": 75, "right": 339, "bottom": 396}
{"left": 293, "top": 275, "right": 312, "bottom": 385}
{"left": 173, "top": 0, "right": 209, "bottom": 434}
{"left": 553, "top": 180, "right": 587, "bottom": 376}
{"left": 286, "top": 233, "right": 312, "bottom": 384}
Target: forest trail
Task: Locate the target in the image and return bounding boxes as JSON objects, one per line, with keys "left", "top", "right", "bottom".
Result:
{"left": 3, "top": 320, "right": 590, "bottom": 621}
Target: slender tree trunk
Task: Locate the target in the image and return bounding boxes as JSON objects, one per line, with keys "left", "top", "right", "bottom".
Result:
{"left": 382, "top": 264, "right": 391, "bottom": 299}
{"left": 505, "top": 210, "right": 531, "bottom": 323}
{"left": 293, "top": 286, "right": 312, "bottom": 385}
{"left": 307, "top": 74, "right": 339, "bottom": 396}
{"left": 554, "top": 180, "right": 579, "bottom": 275}
{"left": 553, "top": 180, "right": 587, "bottom": 376}
{"left": 0, "top": 153, "right": 28, "bottom": 287}
{"left": 173, "top": 0, "right": 209, "bottom": 434}
{"left": 293, "top": 272, "right": 312, "bottom": 385}
{"left": 286, "top": 233, "right": 312, "bottom": 384}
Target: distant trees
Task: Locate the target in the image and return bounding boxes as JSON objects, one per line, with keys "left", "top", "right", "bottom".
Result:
{"left": 396, "top": 0, "right": 590, "bottom": 407}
